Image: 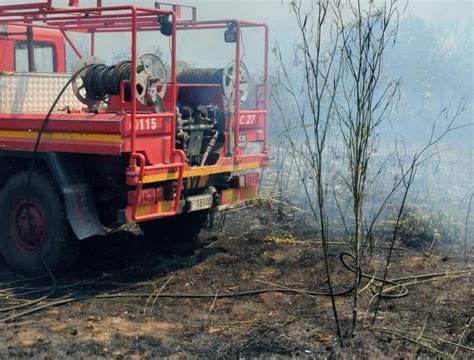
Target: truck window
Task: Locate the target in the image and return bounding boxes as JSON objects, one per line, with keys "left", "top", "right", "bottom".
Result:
{"left": 15, "top": 42, "right": 56, "bottom": 73}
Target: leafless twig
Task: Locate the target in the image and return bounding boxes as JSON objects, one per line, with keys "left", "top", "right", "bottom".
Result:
{"left": 451, "top": 316, "right": 473, "bottom": 359}
{"left": 371, "top": 327, "right": 464, "bottom": 359}
{"left": 143, "top": 275, "right": 174, "bottom": 314}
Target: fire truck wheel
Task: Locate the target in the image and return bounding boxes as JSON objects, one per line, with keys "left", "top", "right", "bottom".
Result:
{"left": 142, "top": 210, "right": 208, "bottom": 253}
{"left": 0, "top": 171, "right": 80, "bottom": 275}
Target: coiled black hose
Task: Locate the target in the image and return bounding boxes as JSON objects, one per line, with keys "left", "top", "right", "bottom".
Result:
{"left": 82, "top": 61, "right": 135, "bottom": 100}
{"left": 177, "top": 68, "right": 226, "bottom": 85}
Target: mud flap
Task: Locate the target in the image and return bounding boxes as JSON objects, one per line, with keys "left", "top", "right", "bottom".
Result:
{"left": 44, "top": 153, "right": 105, "bottom": 240}
{"left": 62, "top": 184, "right": 105, "bottom": 240}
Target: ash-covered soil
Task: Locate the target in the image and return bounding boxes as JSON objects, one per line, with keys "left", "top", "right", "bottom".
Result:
{"left": 0, "top": 205, "right": 472, "bottom": 359}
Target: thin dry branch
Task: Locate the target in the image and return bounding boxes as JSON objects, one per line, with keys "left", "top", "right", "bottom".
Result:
{"left": 371, "top": 327, "right": 456, "bottom": 359}
{"left": 372, "top": 326, "right": 474, "bottom": 353}
{"left": 372, "top": 103, "right": 470, "bottom": 322}
{"left": 273, "top": 0, "right": 345, "bottom": 345}
{"left": 464, "top": 194, "right": 473, "bottom": 261}
{"left": 451, "top": 316, "right": 473, "bottom": 359}
{"left": 143, "top": 275, "right": 174, "bottom": 314}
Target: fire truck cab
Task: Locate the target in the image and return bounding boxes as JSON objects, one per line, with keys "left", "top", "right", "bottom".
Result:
{"left": 0, "top": 1, "right": 269, "bottom": 274}
{"left": 0, "top": 24, "right": 66, "bottom": 73}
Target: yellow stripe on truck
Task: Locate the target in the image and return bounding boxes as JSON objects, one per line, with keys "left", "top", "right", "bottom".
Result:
{"left": 143, "top": 161, "right": 262, "bottom": 183}
{"left": 135, "top": 201, "right": 175, "bottom": 217}
{"left": 0, "top": 130, "right": 122, "bottom": 143}
{"left": 0, "top": 130, "right": 262, "bottom": 182}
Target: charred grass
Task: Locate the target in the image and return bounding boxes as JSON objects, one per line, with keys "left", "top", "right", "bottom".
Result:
{"left": 0, "top": 206, "right": 472, "bottom": 359}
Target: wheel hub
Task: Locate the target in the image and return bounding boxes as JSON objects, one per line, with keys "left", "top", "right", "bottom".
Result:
{"left": 12, "top": 200, "right": 47, "bottom": 253}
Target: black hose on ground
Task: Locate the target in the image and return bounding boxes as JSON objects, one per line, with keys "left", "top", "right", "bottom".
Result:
{"left": 0, "top": 251, "right": 419, "bottom": 323}
{"left": 339, "top": 252, "right": 409, "bottom": 298}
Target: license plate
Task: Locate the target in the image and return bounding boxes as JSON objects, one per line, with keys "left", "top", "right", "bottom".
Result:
{"left": 186, "top": 194, "right": 213, "bottom": 212}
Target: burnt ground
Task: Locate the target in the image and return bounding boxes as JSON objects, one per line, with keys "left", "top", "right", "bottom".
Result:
{"left": 0, "top": 205, "right": 472, "bottom": 359}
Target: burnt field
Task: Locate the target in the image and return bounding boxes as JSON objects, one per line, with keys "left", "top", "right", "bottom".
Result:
{"left": 0, "top": 205, "right": 472, "bottom": 359}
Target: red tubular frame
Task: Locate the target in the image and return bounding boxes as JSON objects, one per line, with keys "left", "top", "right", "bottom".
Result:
{"left": 60, "top": 28, "right": 82, "bottom": 58}
{"left": 234, "top": 21, "right": 242, "bottom": 160}
{"left": 130, "top": 7, "right": 137, "bottom": 157}
{"left": 0, "top": 1, "right": 269, "bottom": 221}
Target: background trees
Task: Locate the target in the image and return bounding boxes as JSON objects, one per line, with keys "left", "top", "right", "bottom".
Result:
{"left": 271, "top": 0, "right": 472, "bottom": 343}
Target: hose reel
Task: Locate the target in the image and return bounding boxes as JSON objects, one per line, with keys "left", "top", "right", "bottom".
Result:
{"left": 177, "top": 61, "right": 249, "bottom": 105}
{"left": 72, "top": 54, "right": 167, "bottom": 111}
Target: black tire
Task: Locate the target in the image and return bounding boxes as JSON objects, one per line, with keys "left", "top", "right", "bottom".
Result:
{"left": 141, "top": 211, "right": 208, "bottom": 254}
{"left": 0, "top": 171, "right": 80, "bottom": 275}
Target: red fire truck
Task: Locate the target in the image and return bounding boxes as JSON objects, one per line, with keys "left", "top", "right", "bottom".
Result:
{"left": 0, "top": 1, "right": 269, "bottom": 274}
